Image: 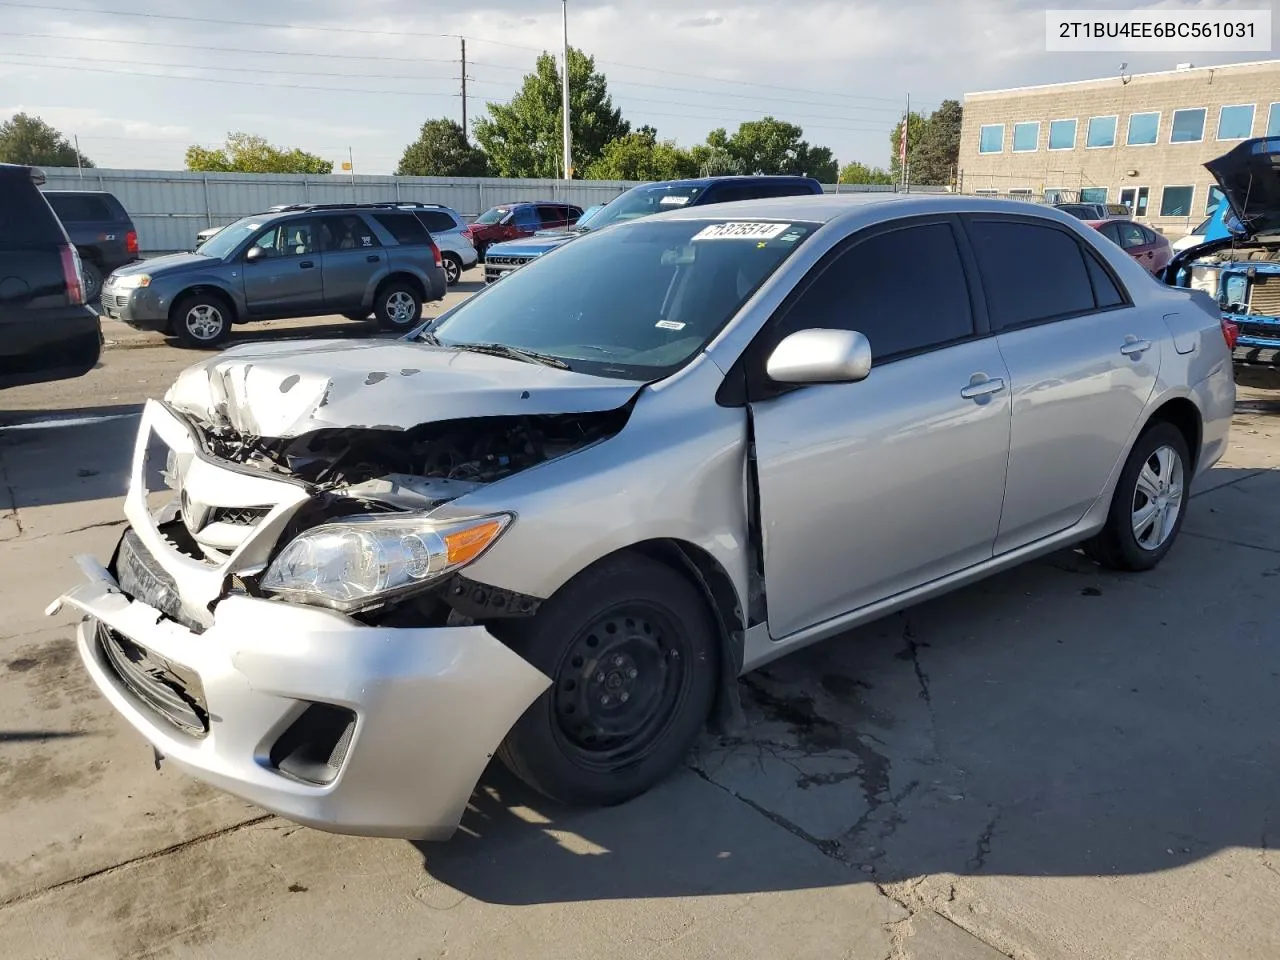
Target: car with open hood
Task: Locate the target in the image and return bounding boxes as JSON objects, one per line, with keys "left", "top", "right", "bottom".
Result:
{"left": 1164, "top": 137, "right": 1280, "bottom": 359}
{"left": 50, "top": 194, "right": 1234, "bottom": 841}
{"left": 482, "top": 176, "right": 826, "bottom": 282}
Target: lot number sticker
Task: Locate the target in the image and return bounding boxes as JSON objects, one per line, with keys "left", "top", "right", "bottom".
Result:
{"left": 692, "top": 222, "right": 791, "bottom": 241}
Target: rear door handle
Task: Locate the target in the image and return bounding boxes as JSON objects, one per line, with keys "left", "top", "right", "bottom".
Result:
{"left": 299, "top": 260, "right": 315, "bottom": 269}
{"left": 367, "top": 255, "right": 380, "bottom": 262}
{"left": 960, "top": 376, "right": 1005, "bottom": 400}
{"left": 1120, "top": 337, "right": 1152, "bottom": 356}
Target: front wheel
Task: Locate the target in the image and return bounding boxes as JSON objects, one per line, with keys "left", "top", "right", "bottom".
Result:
{"left": 375, "top": 281, "right": 422, "bottom": 332}
{"left": 172, "top": 294, "right": 232, "bottom": 349}
{"left": 497, "top": 555, "right": 718, "bottom": 806}
{"left": 1083, "top": 421, "right": 1190, "bottom": 571}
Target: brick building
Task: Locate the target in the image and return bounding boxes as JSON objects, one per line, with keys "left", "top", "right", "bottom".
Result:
{"left": 958, "top": 59, "right": 1280, "bottom": 236}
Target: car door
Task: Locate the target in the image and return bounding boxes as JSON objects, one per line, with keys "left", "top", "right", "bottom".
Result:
{"left": 745, "top": 216, "right": 1013, "bottom": 639}
{"left": 1115, "top": 221, "right": 1158, "bottom": 271}
{"left": 317, "top": 213, "right": 383, "bottom": 311}
{"left": 961, "top": 215, "right": 1165, "bottom": 553}
{"left": 240, "top": 218, "right": 323, "bottom": 316}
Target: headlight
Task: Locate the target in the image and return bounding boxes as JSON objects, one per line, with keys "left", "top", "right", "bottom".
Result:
{"left": 260, "top": 513, "right": 512, "bottom": 612}
{"left": 114, "top": 273, "right": 151, "bottom": 290}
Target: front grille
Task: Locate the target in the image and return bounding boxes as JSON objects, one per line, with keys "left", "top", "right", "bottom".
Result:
{"left": 96, "top": 621, "right": 209, "bottom": 737}
{"left": 208, "top": 506, "right": 270, "bottom": 527}
{"left": 104, "top": 293, "right": 130, "bottom": 310}
{"left": 485, "top": 255, "right": 533, "bottom": 267}
{"left": 1248, "top": 275, "right": 1280, "bottom": 317}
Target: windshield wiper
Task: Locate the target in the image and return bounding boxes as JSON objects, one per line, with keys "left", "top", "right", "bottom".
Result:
{"left": 453, "top": 342, "right": 570, "bottom": 369}
{"left": 417, "top": 329, "right": 441, "bottom": 345}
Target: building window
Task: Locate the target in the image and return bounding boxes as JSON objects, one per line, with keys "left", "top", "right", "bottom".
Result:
{"left": 1217, "top": 104, "right": 1255, "bottom": 140}
{"left": 1044, "top": 188, "right": 1069, "bottom": 203}
{"left": 1086, "top": 115, "right": 1117, "bottom": 148}
{"left": 1126, "top": 111, "right": 1160, "bottom": 146}
{"left": 1269, "top": 103, "right": 1280, "bottom": 137}
{"left": 1170, "top": 108, "right": 1206, "bottom": 143}
{"left": 1012, "top": 121, "right": 1039, "bottom": 152}
{"left": 1205, "top": 185, "right": 1225, "bottom": 215}
{"left": 975, "top": 189, "right": 999, "bottom": 196}
{"left": 979, "top": 124, "right": 1004, "bottom": 154}
{"left": 1048, "top": 118, "right": 1076, "bottom": 150}
{"left": 1080, "top": 187, "right": 1107, "bottom": 203}
{"left": 1008, "top": 188, "right": 1033, "bottom": 197}
{"left": 1159, "top": 186, "right": 1194, "bottom": 217}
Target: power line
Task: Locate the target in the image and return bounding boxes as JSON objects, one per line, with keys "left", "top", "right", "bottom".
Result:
{"left": 0, "top": 1, "right": 920, "bottom": 107}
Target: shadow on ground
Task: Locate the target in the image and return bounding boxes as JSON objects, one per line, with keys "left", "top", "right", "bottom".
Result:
{"left": 416, "top": 467, "right": 1280, "bottom": 905}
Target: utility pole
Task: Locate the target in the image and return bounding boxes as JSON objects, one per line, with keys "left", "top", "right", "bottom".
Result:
{"left": 561, "top": 0, "right": 572, "bottom": 180}
{"left": 74, "top": 135, "right": 83, "bottom": 177}
{"left": 902, "top": 92, "right": 910, "bottom": 193}
{"left": 348, "top": 146, "right": 355, "bottom": 197}
{"left": 460, "top": 37, "right": 468, "bottom": 140}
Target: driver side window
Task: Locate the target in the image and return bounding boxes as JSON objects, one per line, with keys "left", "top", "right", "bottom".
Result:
{"left": 250, "top": 221, "right": 315, "bottom": 258}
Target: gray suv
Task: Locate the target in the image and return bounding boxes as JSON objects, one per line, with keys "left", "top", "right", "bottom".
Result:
{"left": 393, "top": 202, "right": 478, "bottom": 286}
{"left": 102, "top": 202, "right": 448, "bottom": 348}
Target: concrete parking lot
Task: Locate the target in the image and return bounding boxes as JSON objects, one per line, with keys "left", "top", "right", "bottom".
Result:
{"left": 1, "top": 272, "right": 1277, "bottom": 959}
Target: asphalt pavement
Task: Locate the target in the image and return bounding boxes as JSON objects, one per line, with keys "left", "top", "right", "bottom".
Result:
{"left": 0, "top": 273, "right": 1277, "bottom": 959}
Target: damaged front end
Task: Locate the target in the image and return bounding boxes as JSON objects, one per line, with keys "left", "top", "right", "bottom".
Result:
{"left": 48, "top": 339, "right": 642, "bottom": 838}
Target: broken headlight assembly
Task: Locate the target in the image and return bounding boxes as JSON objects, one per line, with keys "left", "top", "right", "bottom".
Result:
{"left": 259, "top": 513, "right": 512, "bottom": 612}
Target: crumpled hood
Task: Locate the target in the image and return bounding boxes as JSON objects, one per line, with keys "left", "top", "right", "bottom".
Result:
{"left": 164, "top": 338, "right": 643, "bottom": 438}
{"left": 111, "top": 252, "right": 210, "bottom": 277}
{"left": 487, "top": 233, "right": 579, "bottom": 257}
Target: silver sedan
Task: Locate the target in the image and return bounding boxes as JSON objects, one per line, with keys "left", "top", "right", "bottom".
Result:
{"left": 51, "top": 195, "right": 1235, "bottom": 839}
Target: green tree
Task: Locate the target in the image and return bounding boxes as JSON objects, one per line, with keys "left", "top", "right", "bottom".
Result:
{"left": 890, "top": 100, "right": 962, "bottom": 186}
{"left": 838, "top": 161, "right": 894, "bottom": 185}
{"left": 473, "top": 47, "right": 629, "bottom": 178}
{"left": 185, "top": 132, "right": 332, "bottom": 174}
{"left": 0, "top": 113, "right": 93, "bottom": 167}
{"left": 396, "top": 118, "right": 489, "bottom": 177}
{"left": 584, "top": 128, "right": 697, "bottom": 181}
{"left": 710, "top": 117, "right": 838, "bottom": 181}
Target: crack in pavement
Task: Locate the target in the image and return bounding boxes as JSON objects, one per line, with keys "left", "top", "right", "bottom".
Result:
{"left": 1182, "top": 531, "right": 1280, "bottom": 555}
{"left": 895, "top": 613, "right": 933, "bottom": 711}
{"left": 0, "top": 814, "right": 275, "bottom": 912}
{"left": 966, "top": 809, "right": 1002, "bottom": 873}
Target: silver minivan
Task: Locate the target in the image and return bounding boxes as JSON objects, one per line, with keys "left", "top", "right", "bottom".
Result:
{"left": 51, "top": 195, "right": 1235, "bottom": 840}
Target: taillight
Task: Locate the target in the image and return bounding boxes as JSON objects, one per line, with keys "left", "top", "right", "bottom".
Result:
{"left": 430, "top": 240, "right": 442, "bottom": 268}
{"left": 125, "top": 230, "right": 139, "bottom": 256}
{"left": 1221, "top": 317, "right": 1239, "bottom": 350}
{"left": 60, "top": 244, "right": 85, "bottom": 305}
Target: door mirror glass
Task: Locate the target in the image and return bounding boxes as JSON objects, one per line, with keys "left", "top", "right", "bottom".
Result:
{"left": 766, "top": 328, "right": 872, "bottom": 385}
{"left": 244, "top": 245, "right": 266, "bottom": 263}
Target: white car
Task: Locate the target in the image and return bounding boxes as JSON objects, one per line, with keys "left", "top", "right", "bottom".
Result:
{"left": 1172, "top": 215, "right": 1214, "bottom": 254}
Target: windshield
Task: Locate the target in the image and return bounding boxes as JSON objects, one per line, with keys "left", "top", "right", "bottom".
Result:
{"left": 427, "top": 218, "right": 817, "bottom": 381}
{"left": 197, "top": 216, "right": 264, "bottom": 258}
{"left": 582, "top": 184, "right": 705, "bottom": 232}
{"left": 475, "top": 206, "right": 509, "bottom": 226}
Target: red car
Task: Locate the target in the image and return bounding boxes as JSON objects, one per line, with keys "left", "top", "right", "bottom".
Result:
{"left": 460, "top": 201, "right": 582, "bottom": 259}
{"left": 1085, "top": 218, "right": 1172, "bottom": 274}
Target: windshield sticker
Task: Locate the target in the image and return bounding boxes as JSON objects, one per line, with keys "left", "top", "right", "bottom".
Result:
{"left": 692, "top": 222, "right": 791, "bottom": 241}
{"left": 659, "top": 195, "right": 692, "bottom": 206}
{"left": 778, "top": 231, "right": 802, "bottom": 243}
{"left": 656, "top": 320, "right": 687, "bottom": 331}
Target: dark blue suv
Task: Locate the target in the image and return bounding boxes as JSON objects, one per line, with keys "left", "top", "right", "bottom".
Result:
{"left": 484, "top": 175, "right": 825, "bottom": 282}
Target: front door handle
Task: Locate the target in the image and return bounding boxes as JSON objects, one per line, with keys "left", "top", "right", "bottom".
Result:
{"left": 299, "top": 260, "right": 315, "bottom": 269}
{"left": 960, "top": 376, "right": 1006, "bottom": 400}
{"left": 367, "top": 254, "right": 380, "bottom": 262}
{"left": 1120, "top": 337, "right": 1152, "bottom": 357}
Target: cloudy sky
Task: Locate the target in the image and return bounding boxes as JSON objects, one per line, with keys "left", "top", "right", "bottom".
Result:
{"left": 0, "top": 0, "right": 1273, "bottom": 173}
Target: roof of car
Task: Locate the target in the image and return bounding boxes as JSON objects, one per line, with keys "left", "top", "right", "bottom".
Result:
{"left": 637, "top": 175, "right": 823, "bottom": 189}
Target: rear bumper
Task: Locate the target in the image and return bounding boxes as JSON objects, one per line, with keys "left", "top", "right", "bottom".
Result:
{"left": 53, "top": 556, "right": 551, "bottom": 840}
{"left": 0, "top": 306, "right": 101, "bottom": 388}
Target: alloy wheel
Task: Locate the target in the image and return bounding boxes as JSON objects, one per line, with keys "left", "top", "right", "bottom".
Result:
{"left": 184, "top": 304, "right": 225, "bottom": 342}
{"left": 1131, "top": 443, "right": 1184, "bottom": 551}
{"left": 385, "top": 291, "right": 416, "bottom": 325}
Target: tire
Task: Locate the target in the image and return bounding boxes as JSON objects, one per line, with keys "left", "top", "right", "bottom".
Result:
{"left": 81, "top": 261, "right": 103, "bottom": 303}
{"left": 441, "top": 252, "right": 463, "bottom": 286}
{"left": 496, "top": 554, "right": 719, "bottom": 807}
{"left": 172, "top": 292, "right": 232, "bottom": 349}
{"left": 374, "top": 280, "right": 422, "bottom": 332}
{"left": 1083, "top": 421, "right": 1191, "bottom": 572}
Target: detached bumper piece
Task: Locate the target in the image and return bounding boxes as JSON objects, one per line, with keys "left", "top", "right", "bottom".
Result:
{"left": 96, "top": 620, "right": 209, "bottom": 737}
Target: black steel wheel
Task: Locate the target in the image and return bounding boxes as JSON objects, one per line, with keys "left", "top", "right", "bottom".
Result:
{"left": 497, "top": 554, "right": 718, "bottom": 806}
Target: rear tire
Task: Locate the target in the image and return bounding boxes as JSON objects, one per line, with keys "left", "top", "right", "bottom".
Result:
{"left": 81, "top": 261, "right": 103, "bottom": 303}
{"left": 442, "top": 252, "right": 462, "bottom": 286}
{"left": 496, "top": 554, "right": 718, "bottom": 807}
{"left": 374, "top": 281, "right": 422, "bottom": 332}
{"left": 172, "top": 293, "right": 232, "bottom": 349}
{"left": 1083, "top": 421, "right": 1190, "bottom": 571}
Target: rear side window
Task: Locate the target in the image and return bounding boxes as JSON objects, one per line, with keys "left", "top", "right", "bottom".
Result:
{"left": 967, "top": 219, "right": 1099, "bottom": 331}
{"left": 1084, "top": 251, "right": 1126, "bottom": 308}
{"left": 373, "top": 212, "right": 430, "bottom": 245}
{"left": 45, "top": 193, "right": 115, "bottom": 222}
{"left": 318, "top": 214, "right": 380, "bottom": 250}
{"left": 417, "top": 210, "right": 458, "bottom": 233}
{"left": 780, "top": 221, "right": 974, "bottom": 361}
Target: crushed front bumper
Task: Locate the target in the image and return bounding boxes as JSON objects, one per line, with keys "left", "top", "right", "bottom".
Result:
{"left": 47, "top": 399, "right": 551, "bottom": 839}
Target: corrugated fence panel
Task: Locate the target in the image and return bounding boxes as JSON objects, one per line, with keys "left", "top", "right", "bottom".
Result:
{"left": 36, "top": 167, "right": 939, "bottom": 253}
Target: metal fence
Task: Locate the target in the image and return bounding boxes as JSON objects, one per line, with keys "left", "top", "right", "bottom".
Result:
{"left": 36, "top": 167, "right": 948, "bottom": 254}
